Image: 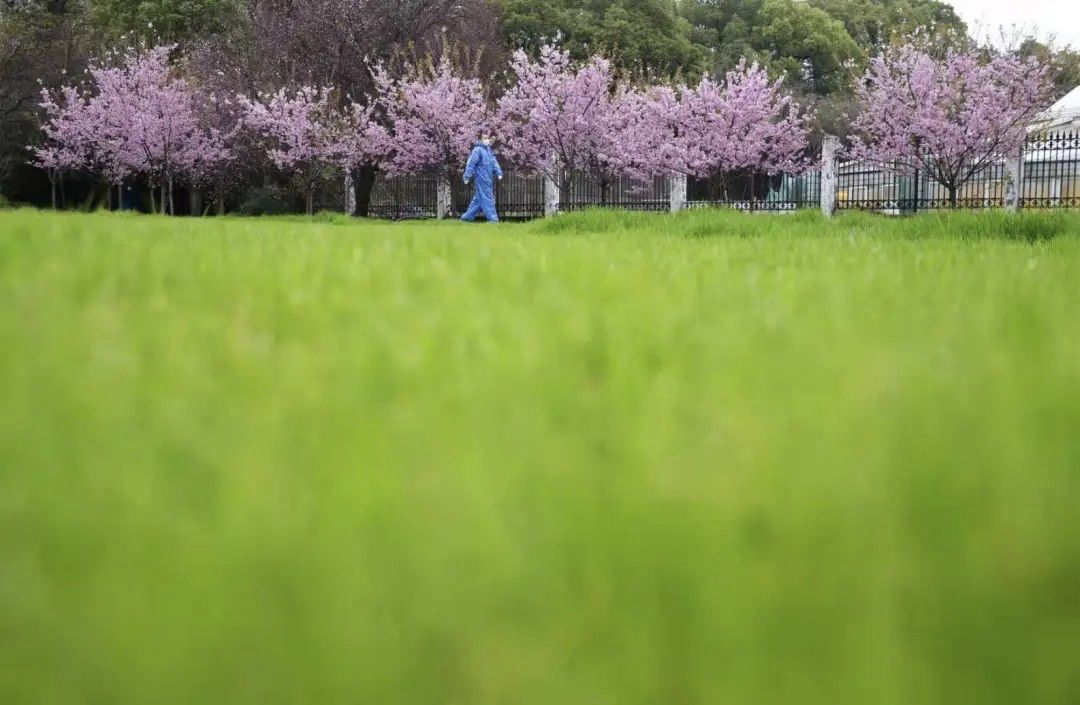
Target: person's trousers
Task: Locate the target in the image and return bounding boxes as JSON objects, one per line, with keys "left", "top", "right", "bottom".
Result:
{"left": 460, "top": 184, "right": 499, "bottom": 222}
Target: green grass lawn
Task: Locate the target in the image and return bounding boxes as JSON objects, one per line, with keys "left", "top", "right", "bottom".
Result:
{"left": 1, "top": 208, "right": 1078, "bottom": 705}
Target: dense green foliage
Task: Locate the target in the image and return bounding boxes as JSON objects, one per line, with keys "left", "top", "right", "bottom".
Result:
{"left": 2, "top": 209, "right": 1079, "bottom": 705}
{"left": 498, "top": 0, "right": 706, "bottom": 76}
{"left": 1019, "top": 38, "right": 1080, "bottom": 101}
{"left": 753, "top": 0, "right": 860, "bottom": 94}
{"left": 683, "top": 0, "right": 860, "bottom": 93}
{"left": 89, "top": 0, "right": 239, "bottom": 42}
{"left": 0, "top": 1, "right": 85, "bottom": 188}
{"left": 807, "top": 0, "right": 966, "bottom": 52}
{"left": 496, "top": 0, "right": 969, "bottom": 86}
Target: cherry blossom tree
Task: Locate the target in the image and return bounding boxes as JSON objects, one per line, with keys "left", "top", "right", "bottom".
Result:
{"left": 32, "top": 85, "right": 90, "bottom": 209}
{"left": 639, "top": 62, "right": 810, "bottom": 199}
{"left": 372, "top": 56, "right": 486, "bottom": 177}
{"left": 182, "top": 90, "right": 239, "bottom": 215}
{"left": 578, "top": 83, "right": 659, "bottom": 203}
{"left": 850, "top": 44, "right": 1052, "bottom": 206}
{"left": 334, "top": 99, "right": 381, "bottom": 175}
{"left": 372, "top": 56, "right": 486, "bottom": 215}
{"left": 599, "top": 85, "right": 682, "bottom": 190}
{"left": 237, "top": 86, "right": 343, "bottom": 215}
{"left": 496, "top": 46, "right": 640, "bottom": 203}
{"left": 333, "top": 97, "right": 381, "bottom": 216}
{"left": 93, "top": 46, "right": 229, "bottom": 214}
{"left": 34, "top": 71, "right": 139, "bottom": 209}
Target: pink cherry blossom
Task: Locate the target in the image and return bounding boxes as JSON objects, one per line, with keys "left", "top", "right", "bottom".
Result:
{"left": 646, "top": 62, "right": 810, "bottom": 182}
{"left": 372, "top": 57, "right": 486, "bottom": 180}
{"left": 850, "top": 44, "right": 1052, "bottom": 205}
{"left": 36, "top": 46, "right": 231, "bottom": 213}
{"left": 496, "top": 46, "right": 627, "bottom": 197}
{"left": 237, "top": 86, "right": 342, "bottom": 214}
{"left": 334, "top": 99, "right": 381, "bottom": 173}
{"left": 32, "top": 85, "right": 91, "bottom": 208}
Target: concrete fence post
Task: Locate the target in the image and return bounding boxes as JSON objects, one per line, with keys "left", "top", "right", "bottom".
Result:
{"left": 669, "top": 173, "right": 687, "bottom": 213}
{"left": 344, "top": 172, "right": 356, "bottom": 216}
{"left": 543, "top": 162, "right": 560, "bottom": 218}
{"left": 821, "top": 135, "right": 840, "bottom": 218}
{"left": 1005, "top": 150, "right": 1024, "bottom": 213}
{"left": 437, "top": 176, "right": 452, "bottom": 219}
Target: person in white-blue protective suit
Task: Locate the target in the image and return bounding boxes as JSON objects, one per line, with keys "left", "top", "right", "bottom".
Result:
{"left": 461, "top": 135, "right": 503, "bottom": 222}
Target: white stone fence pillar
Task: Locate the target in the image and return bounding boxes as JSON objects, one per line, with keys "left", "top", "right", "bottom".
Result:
{"left": 1005, "top": 150, "right": 1024, "bottom": 214}
{"left": 543, "top": 167, "right": 560, "bottom": 218}
{"left": 437, "top": 176, "right": 452, "bottom": 220}
{"left": 821, "top": 135, "right": 840, "bottom": 218}
{"left": 669, "top": 173, "right": 687, "bottom": 213}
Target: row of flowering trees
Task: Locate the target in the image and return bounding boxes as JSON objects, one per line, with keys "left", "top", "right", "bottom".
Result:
{"left": 33, "top": 42, "right": 1051, "bottom": 214}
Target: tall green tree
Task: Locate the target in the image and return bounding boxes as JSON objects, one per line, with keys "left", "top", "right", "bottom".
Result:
{"left": 497, "top": 0, "right": 706, "bottom": 76}
{"left": 752, "top": 0, "right": 859, "bottom": 94}
{"left": 1018, "top": 39, "right": 1080, "bottom": 101}
{"left": 807, "top": 0, "right": 966, "bottom": 53}
{"left": 0, "top": 0, "right": 91, "bottom": 197}
{"left": 681, "top": 0, "right": 859, "bottom": 94}
{"left": 681, "top": 0, "right": 768, "bottom": 74}
{"left": 87, "top": 0, "right": 239, "bottom": 43}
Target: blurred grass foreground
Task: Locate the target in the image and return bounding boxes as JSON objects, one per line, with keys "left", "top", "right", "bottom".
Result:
{"left": 1, "top": 208, "right": 1079, "bottom": 705}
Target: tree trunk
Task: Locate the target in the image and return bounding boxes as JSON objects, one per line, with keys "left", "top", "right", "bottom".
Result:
{"left": 51, "top": 180, "right": 58, "bottom": 210}
{"left": 712, "top": 173, "right": 728, "bottom": 201}
{"left": 167, "top": 175, "right": 175, "bottom": 216}
{"left": 355, "top": 164, "right": 376, "bottom": 217}
{"left": 107, "top": 184, "right": 114, "bottom": 211}
{"left": 217, "top": 176, "right": 226, "bottom": 215}
{"left": 190, "top": 189, "right": 203, "bottom": 217}
{"left": 948, "top": 185, "right": 958, "bottom": 208}
{"left": 600, "top": 181, "right": 610, "bottom": 206}
{"left": 306, "top": 187, "right": 315, "bottom": 216}
{"left": 149, "top": 183, "right": 157, "bottom": 214}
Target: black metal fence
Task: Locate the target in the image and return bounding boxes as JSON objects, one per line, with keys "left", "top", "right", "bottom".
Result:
{"left": 560, "top": 174, "right": 669, "bottom": 212}
{"left": 1022, "top": 131, "right": 1080, "bottom": 209}
{"left": 686, "top": 171, "right": 822, "bottom": 212}
{"left": 366, "top": 131, "right": 1080, "bottom": 220}
{"left": 367, "top": 173, "right": 439, "bottom": 220}
{"left": 835, "top": 160, "right": 1011, "bottom": 212}
{"left": 836, "top": 131, "right": 1080, "bottom": 213}
{"left": 369, "top": 169, "right": 670, "bottom": 220}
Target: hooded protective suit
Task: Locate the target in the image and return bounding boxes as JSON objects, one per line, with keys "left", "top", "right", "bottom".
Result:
{"left": 461, "top": 142, "right": 503, "bottom": 222}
